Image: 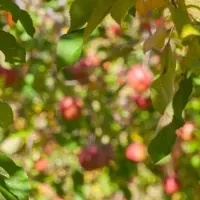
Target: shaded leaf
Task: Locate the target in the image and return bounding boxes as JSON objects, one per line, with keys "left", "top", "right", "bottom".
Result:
{"left": 0, "top": 31, "right": 25, "bottom": 65}
{"left": 69, "top": 0, "right": 97, "bottom": 31}
{"left": 110, "top": 0, "right": 134, "bottom": 25}
{"left": 0, "top": 101, "right": 13, "bottom": 129}
{"left": 18, "top": 10, "right": 35, "bottom": 37}
{"left": 84, "top": 0, "right": 116, "bottom": 40}
{"left": 149, "top": 77, "right": 193, "bottom": 162}
{"left": 0, "top": 0, "right": 20, "bottom": 22}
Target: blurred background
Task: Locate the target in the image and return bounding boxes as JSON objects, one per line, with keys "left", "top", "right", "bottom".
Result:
{"left": 0, "top": 0, "right": 200, "bottom": 199}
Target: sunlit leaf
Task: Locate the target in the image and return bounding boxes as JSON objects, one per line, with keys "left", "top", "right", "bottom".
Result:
{"left": 57, "top": 29, "right": 84, "bottom": 71}
{"left": 151, "top": 44, "right": 176, "bottom": 114}
{"left": 0, "top": 152, "right": 31, "bottom": 200}
{"left": 143, "top": 27, "right": 169, "bottom": 53}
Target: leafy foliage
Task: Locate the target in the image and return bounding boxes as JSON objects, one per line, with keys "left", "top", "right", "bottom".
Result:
{"left": 1, "top": 0, "right": 200, "bottom": 199}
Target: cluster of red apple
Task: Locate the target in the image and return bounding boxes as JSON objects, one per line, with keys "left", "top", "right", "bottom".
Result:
{"left": 127, "top": 64, "right": 153, "bottom": 110}
{"left": 58, "top": 58, "right": 195, "bottom": 195}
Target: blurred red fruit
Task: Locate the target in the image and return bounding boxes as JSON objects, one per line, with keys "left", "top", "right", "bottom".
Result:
{"left": 69, "top": 55, "right": 100, "bottom": 83}
{"left": 154, "top": 18, "right": 165, "bottom": 28}
{"left": 78, "top": 144, "right": 113, "bottom": 171}
{"left": 133, "top": 94, "right": 151, "bottom": 110}
{"left": 176, "top": 121, "right": 195, "bottom": 141}
{"left": 127, "top": 65, "right": 153, "bottom": 92}
{"left": 59, "top": 97, "right": 83, "bottom": 121}
{"left": 140, "top": 22, "right": 151, "bottom": 34}
{"left": 34, "top": 158, "right": 48, "bottom": 172}
{"left": 0, "top": 67, "right": 21, "bottom": 85}
{"left": 126, "top": 143, "right": 147, "bottom": 162}
{"left": 107, "top": 24, "right": 121, "bottom": 37}
{"left": 164, "top": 176, "right": 180, "bottom": 194}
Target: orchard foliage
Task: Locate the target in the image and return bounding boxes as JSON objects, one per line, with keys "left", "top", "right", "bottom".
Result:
{"left": 1, "top": 0, "right": 200, "bottom": 199}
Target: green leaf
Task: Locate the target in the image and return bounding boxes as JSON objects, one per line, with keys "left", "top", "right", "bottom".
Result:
{"left": 149, "top": 77, "right": 193, "bottom": 162}
{"left": 143, "top": 27, "right": 169, "bottom": 53}
{"left": 151, "top": 43, "right": 176, "bottom": 114}
{"left": 0, "top": 167, "right": 9, "bottom": 179}
{"left": 110, "top": 0, "right": 134, "bottom": 25}
{"left": 0, "top": 101, "right": 13, "bottom": 129}
{"left": 173, "top": 77, "right": 193, "bottom": 118}
{"left": 69, "top": 0, "right": 97, "bottom": 31}
{"left": 0, "top": 152, "right": 31, "bottom": 200}
{"left": 148, "top": 122, "right": 177, "bottom": 164}
{"left": 18, "top": 10, "right": 35, "bottom": 37}
{"left": 181, "top": 24, "right": 200, "bottom": 39}
{"left": 84, "top": 0, "right": 116, "bottom": 40}
{"left": 0, "top": 31, "right": 26, "bottom": 65}
{"left": 56, "top": 29, "right": 84, "bottom": 71}
{"left": 182, "top": 37, "right": 200, "bottom": 72}
{"left": 169, "top": 1, "right": 191, "bottom": 36}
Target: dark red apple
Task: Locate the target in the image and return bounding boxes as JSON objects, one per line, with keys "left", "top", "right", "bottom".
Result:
{"left": 127, "top": 65, "right": 153, "bottom": 92}
{"left": 164, "top": 176, "right": 180, "bottom": 194}
{"left": 34, "top": 158, "right": 48, "bottom": 172}
{"left": 0, "top": 67, "right": 21, "bottom": 85}
{"left": 125, "top": 143, "right": 147, "bottom": 162}
{"left": 59, "top": 97, "right": 83, "bottom": 121}
{"left": 176, "top": 121, "right": 195, "bottom": 141}
{"left": 133, "top": 94, "right": 151, "bottom": 110}
{"left": 78, "top": 144, "right": 113, "bottom": 171}
{"left": 140, "top": 22, "right": 151, "bottom": 34}
{"left": 66, "top": 54, "right": 100, "bottom": 84}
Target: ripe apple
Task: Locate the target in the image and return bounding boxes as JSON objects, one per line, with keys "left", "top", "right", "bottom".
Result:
{"left": 0, "top": 66, "right": 21, "bottom": 85}
{"left": 125, "top": 143, "right": 147, "bottom": 162}
{"left": 34, "top": 158, "right": 48, "bottom": 172}
{"left": 78, "top": 144, "right": 113, "bottom": 171}
{"left": 66, "top": 54, "right": 100, "bottom": 84}
{"left": 164, "top": 176, "right": 180, "bottom": 194}
{"left": 140, "top": 22, "right": 151, "bottom": 34}
{"left": 59, "top": 97, "right": 83, "bottom": 121}
{"left": 176, "top": 121, "right": 195, "bottom": 141}
{"left": 127, "top": 65, "right": 153, "bottom": 92}
{"left": 133, "top": 94, "right": 151, "bottom": 110}
{"left": 107, "top": 24, "right": 121, "bottom": 37}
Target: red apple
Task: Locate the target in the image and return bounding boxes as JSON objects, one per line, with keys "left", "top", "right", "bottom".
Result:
{"left": 59, "top": 97, "right": 83, "bottom": 121}
{"left": 125, "top": 143, "right": 147, "bottom": 162}
{"left": 164, "top": 176, "right": 180, "bottom": 194}
{"left": 133, "top": 94, "right": 151, "bottom": 110}
{"left": 34, "top": 158, "right": 48, "bottom": 172}
{"left": 140, "top": 22, "right": 151, "bottom": 34}
{"left": 67, "top": 55, "right": 100, "bottom": 84}
{"left": 176, "top": 121, "right": 195, "bottom": 141}
{"left": 107, "top": 24, "right": 121, "bottom": 37}
{"left": 78, "top": 144, "right": 113, "bottom": 171}
{"left": 127, "top": 65, "right": 153, "bottom": 92}
{"left": 0, "top": 67, "right": 21, "bottom": 85}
